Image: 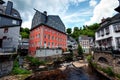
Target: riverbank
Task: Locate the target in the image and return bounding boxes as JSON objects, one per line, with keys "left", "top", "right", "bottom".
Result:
{"left": 0, "top": 60, "right": 115, "bottom": 80}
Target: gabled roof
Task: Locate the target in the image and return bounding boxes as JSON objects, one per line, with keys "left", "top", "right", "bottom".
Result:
{"left": 31, "top": 10, "right": 65, "bottom": 33}
{"left": 0, "top": 1, "right": 22, "bottom": 28}
{"left": 96, "top": 13, "right": 120, "bottom": 31}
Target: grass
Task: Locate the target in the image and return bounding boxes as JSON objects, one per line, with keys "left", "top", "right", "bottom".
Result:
{"left": 91, "top": 62, "right": 115, "bottom": 77}
{"left": 86, "top": 55, "right": 93, "bottom": 62}
{"left": 115, "top": 74, "right": 120, "bottom": 79}
{"left": 11, "top": 58, "right": 31, "bottom": 75}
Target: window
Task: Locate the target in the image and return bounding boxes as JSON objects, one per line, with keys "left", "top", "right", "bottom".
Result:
{"left": 44, "top": 35, "right": 46, "bottom": 38}
{"left": 101, "top": 29, "right": 104, "bottom": 36}
{"left": 97, "top": 31, "right": 100, "bottom": 37}
{"left": 44, "top": 41, "right": 46, "bottom": 48}
{"left": 13, "top": 13, "right": 18, "bottom": 17}
{"left": 48, "top": 35, "right": 50, "bottom": 39}
{"left": 48, "top": 42, "right": 50, "bottom": 47}
{"left": 52, "top": 36, "right": 54, "bottom": 40}
{"left": 38, "top": 33, "right": 40, "bottom": 38}
{"left": 114, "top": 24, "right": 120, "bottom": 32}
{"left": 12, "top": 20, "right": 17, "bottom": 24}
{"left": 4, "top": 28, "right": 8, "bottom": 33}
{"left": 0, "top": 9, "right": 3, "bottom": 13}
{"left": 3, "top": 36, "right": 7, "bottom": 39}
{"left": 116, "top": 37, "right": 120, "bottom": 48}
{"left": 105, "top": 27, "right": 110, "bottom": 35}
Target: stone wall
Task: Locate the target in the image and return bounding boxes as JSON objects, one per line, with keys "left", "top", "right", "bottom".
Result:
{"left": 35, "top": 48, "right": 62, "bottom": 57}
{"left": 93, "top": 52, "right": 120, "bottom": 74}
{"left": 0, "top": 60, "right": 13, "bottom": 77}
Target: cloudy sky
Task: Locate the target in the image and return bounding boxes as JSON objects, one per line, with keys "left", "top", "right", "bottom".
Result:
{"left": 4, "top": 0, "right": 119, "bottom": 29}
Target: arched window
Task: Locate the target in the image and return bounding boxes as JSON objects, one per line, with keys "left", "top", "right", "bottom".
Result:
{"left": 3, "top": 36, "right": 7, "bottom": 39}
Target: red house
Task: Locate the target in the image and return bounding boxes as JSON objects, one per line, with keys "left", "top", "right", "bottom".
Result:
{"left": 29, "top": 10, "right": 67, "bottom": 55}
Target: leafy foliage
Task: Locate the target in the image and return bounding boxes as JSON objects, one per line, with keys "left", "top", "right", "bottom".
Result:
{"left": 12, "top": 59, "right": 31, "bottom": 74}
{"left": 100, "top": 67, "right": 115, "bottom": 77}
{"left": 26, "top": 56, "right": 46, "bottom": 66}
{"left": 20, "top": 27, "right": 30, "bottom": 38}
{"left": 66, "top": 28, "right": 72, "bottom": 35}
{"left": 91, "top": 62, "right": 115, "bottom": 77}
{"left": 86, "top": 55, "right": 93, "bottom": 62}
{"left": 64, "top": 52, "right": 74, "bottom": 61}
{"left": 70, "top": 23, "right": 100, "bottom": 41}
{"left": 78, "top": 44, "right": 83, "bottom": 56}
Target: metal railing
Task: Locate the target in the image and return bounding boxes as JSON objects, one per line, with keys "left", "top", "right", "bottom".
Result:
{"left": 93, "top": 46, "right": 120, "bottom": 54}
{"left": 0, "top": 47, "right": 16, "bottom": 53}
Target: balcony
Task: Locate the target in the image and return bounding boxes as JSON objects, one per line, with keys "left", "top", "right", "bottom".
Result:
{"left": 0, "top": 47, "right": 16, "bottom": 55}
{"left": 93, "top": 46, "right": 120, "bottom": 57}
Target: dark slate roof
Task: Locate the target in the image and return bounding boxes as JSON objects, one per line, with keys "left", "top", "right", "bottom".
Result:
{"left": 31, "top": 10, "right": 65, "bottom": 33}
{"left": 67, "top": 35, "right": 77, "bottom": 44}
{"left": 0, "top": 1, "right": 22, "bottom": 28}
{"left": 96, "top": 13, "right": 120, "bottom": 31}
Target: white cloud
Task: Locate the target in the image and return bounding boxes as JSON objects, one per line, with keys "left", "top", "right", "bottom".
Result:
{"left": 4, "top": 0, "right": 87, "bottom": 28}
{"left": 85, "top": 0, "right": 119, "bottom": 25}
{"left": 89, "top": 0, "right": 97, "bottom": 7}
{"left": 62, "top": 9, "right": 92, "bottom": 24}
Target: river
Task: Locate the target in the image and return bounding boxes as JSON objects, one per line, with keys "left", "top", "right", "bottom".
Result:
{"left": 62, "top": 62, "right": 111, "bottom": 80}
{"left": 25, "top": 61, "right": 111, "bottom": 80}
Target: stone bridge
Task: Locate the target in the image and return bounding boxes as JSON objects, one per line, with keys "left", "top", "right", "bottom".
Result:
{"left": 93, "top": 51, "right": 120, "bottom": 74}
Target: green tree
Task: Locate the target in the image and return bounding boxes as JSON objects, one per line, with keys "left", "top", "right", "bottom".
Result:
{"left": 74, "top": 27, "right": 79, "bottom": 31}
{"left": 78, "top": 44, "right": 83, "bottom": 56}
{"left": 66, "top": 28, "right": 72, "bottom": 35}
{"left": 20, "top": 27, "right": 30, "bottom": 38}
{"left": 20, "top": 32, "right": 29, "bottom": 38}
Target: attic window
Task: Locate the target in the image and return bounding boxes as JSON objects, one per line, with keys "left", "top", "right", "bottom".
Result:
{"left": 13, "top": 13, "right": 18, "bottom": 17}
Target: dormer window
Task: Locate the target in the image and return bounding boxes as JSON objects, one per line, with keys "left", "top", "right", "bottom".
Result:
{"left": 13, "top": 13, "right": 18, "bottom": 17}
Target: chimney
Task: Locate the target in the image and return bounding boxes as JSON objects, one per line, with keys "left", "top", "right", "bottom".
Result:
{"left": 101, "top": 17, "right": 106, "bottom": 22}
{"left": 5, "top": 1, "right": 13, "bottom": 15}
{"left": 43, "top": 11, "right": 47, "bottom": 23}
{"left": 115, "top": 0, "right": 120, "bottom": 12}
{"left": 43, "top": 11, "right": 47, "bottom": 15}
{"left": 0, "top": 0, "right": 5, "bottom": 5}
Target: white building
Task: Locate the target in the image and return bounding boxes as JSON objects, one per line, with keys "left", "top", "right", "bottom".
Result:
{"left": 0, "top": 1, "right": 22, "bottom": 53}
{"left": 79, "top": 35, "right": 94, "bottom": 53}
{"left": 95, "top": 15, "right": 120, "bottom": 51}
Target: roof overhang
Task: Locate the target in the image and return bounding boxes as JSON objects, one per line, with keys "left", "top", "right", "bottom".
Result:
{"left": 115, "top": 6, "right": 120, "bottom": 13}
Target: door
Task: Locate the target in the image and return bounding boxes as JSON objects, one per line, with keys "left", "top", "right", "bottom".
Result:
{"left": 0, "top": 39, "right": 2, "bottom": 48}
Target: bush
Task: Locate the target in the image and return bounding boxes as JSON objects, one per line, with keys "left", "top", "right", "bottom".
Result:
{"left": 91, "top": 62, "right": 97, "bottom": 68}
{"left": 116, "top": 74, "right": 120, "bottom": 79}
{"left": 86, "top": 55, "right": 93, "bottom": 62}
{"left": 12, "top": 59, "right": 31, "bottom": 74}
{"left": 97, "top": 66, "right": 115, "bottom": 77}
{"left": 78, "top": 44, "right": 83, "bottom": 56}
{"left": 64, "top": 52, "right": 73, "bottom": 61}
{"left": 102, "top": 67, "right": 115, "bottom": 77}
{"left": 26, "top": 56, "right": 46, "bottom": 66}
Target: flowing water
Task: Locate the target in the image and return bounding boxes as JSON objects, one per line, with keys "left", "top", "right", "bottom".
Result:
{"left": 62, "top": 62, "right": 110, "bottom": 80}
